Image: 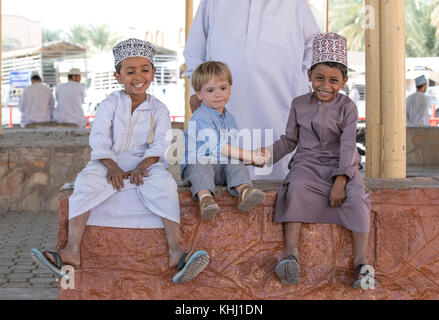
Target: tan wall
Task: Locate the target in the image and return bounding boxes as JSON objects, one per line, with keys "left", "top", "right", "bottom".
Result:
{"left": 2, "top": 15, "right": 42, "bottom": 49}
{"left": 1, "top": 127, "right": 438, "bottom": 213}
{"left": 0, "top": 128, "right": 90, "bottom": 213}
{"left": 407, "top": 127, "right": 439, "bottom": 166}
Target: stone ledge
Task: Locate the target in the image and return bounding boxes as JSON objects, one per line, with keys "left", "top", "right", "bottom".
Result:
{"left": 57, "top": 184, "right": 439, "bottom": 300}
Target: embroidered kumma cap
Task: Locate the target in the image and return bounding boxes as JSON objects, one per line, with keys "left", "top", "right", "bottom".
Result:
{"left": 311, "top": 32, "right": 348, "bottom": 68}
{"left": 113, "top": 38, "right": 155, "bottom": 67}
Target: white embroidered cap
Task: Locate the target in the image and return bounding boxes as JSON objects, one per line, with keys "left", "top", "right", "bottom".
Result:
{"left": 113, "top": 38, "right": 155, "bottom": 67}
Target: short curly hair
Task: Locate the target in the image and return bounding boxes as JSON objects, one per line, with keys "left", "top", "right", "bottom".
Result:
{"left": 310, "top": 61, "right": 348, "bottom": 79}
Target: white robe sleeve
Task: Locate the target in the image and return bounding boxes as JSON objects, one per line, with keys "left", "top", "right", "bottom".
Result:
{"left": 142, "top": 104, "right": 172, "bottom": 161}
{"left": 89, "top": 95, "right": 118, "bottom": 162}
{"left": 183, "top": 0, "right": 210, "bottom": 80}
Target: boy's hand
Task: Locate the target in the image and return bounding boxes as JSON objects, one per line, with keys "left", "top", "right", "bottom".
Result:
{"left": 251, "top": 148, "right": 271, "bottom": 167}
{"left": 251, "top": 148, "right": 271, "bottom": 168}
{"left": 329, "top": 175, "right": 347, "bottom": 207}
{"left": 190, "top": 94, "right": 202, "bottom": 113}
{"left": 106, "top": 165, "right": 129, "bottom": 192}
{"left": 126, "top": 157, "right": 159, "bottom": 186}
{"left": 128, "top": 165, "right": 149, "bottom": 186}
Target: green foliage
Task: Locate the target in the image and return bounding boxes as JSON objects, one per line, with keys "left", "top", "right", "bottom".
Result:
{"left": 87, "top": 24, "right": 122, "bottom": 53}
{"left": 42, "top": 29, "right": 63, "bottom": 43}
{"left": 42, "top": 24, "right": 121, "bottom": 54}
{"left": 329, "top": 0, "right": 365, "bottom": 51}
{"left": 66, "top": 25, "right": 89, "bottom": 48}
{"left": 328, "top": 0, "right": 439, "bottom": 57}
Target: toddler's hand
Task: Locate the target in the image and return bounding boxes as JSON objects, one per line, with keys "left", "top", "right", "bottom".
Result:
{"left": 251, "top": 148, "right": 271, "bottom": 167}
{"left": 251, "top": 149, "right": 268, "bottom": 167}
{"left": 257, "top": 148, "right": 271, "bottom": 162}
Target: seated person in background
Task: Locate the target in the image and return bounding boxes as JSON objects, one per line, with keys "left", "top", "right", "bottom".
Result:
{"left": 53, "top": 68, "right": 87, "bottom": 128}
{"left": 181, "top": 61, "right": 270, "bottom": 221}
{"left": 18, "top": 73, "right": 55, "bottom": 128}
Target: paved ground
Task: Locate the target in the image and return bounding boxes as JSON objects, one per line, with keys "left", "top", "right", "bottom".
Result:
{"left": 0, "top": 211, "right": 59, "bottom": 300}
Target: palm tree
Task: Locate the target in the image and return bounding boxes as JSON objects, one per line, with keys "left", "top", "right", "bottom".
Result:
{"left": 328, "top": 0, "right": 365, "bottom": 51}
{"left": 328, "top": 0, "right": 439, "bottom": 57}
{"left": 43, "top": 29, "right": 63, "bottom": 43}
{"left": 87, "top": 24, "right": 121, "bottom": 53}
{"left": 429, "top": 0, "right": 439, "bottom": 36}
{"left": 67, "top": 25, "right": 89, "bottom": 48}
{"left": 405, "top": 0, "right": 438, "bottom": 57}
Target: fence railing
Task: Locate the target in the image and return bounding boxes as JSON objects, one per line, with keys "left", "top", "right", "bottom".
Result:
{"left": 2, "top": 105, "right": 438, "bottom": 128}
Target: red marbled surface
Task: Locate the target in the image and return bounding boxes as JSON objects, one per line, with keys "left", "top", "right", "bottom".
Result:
{"left": 57, "top": 187, "right": 439, "bottom": 300}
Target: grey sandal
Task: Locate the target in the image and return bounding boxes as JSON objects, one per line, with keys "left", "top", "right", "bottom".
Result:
{"left": 275, "top": 255, "right": 300, "bottom": 285}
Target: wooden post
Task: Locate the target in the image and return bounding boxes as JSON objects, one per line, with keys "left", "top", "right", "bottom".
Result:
{"left": 365, "top": 0, "right": 382, "bottom": 177}
{"left": 365, "top": 0, "right": 406, "bottom": 178}
{"left": 380, "top": 0, "right": 406, "bottom": 178}
{"left": 326, "top": 0, "right": 329, "bottom": 32}
{"left": 184, "top": 0, "right": 194, "bottom": 130}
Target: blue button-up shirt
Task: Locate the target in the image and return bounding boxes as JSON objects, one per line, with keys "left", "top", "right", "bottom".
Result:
{"left": 180, "top": 104, "right": 240, "bottom": 176}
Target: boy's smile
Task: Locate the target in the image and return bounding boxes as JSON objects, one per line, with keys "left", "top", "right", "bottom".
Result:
{"left": 114, "top": 56, "right": 156, "bottom": 98}
{"left": 196, "top": 77, "right": 231, "bottom": 113}
{"left": 308, "top": 64, "right": 348, "bottom": 102}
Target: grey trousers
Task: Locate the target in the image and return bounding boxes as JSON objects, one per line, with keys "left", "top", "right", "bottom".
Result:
{"left": 182, "top": 163, "right": 253, "bottom": 199}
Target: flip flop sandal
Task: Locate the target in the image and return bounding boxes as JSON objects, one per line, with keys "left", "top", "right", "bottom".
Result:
{"left": 275, "top": 255, "right": 300, "bottom": 285}
{"left": 237, "top": 187, "right": 265, "bottom": 212}
{"left": 353, "top": 264, "right": 378, "bottom": 289}
{"left": 172, "top": 250, "right": 210, "bottom": 284}
{"left": 31, "top": 248, "right": 66, "bottom": 279}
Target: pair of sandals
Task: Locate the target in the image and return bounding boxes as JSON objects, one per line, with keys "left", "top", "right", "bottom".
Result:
{"left": 31, "top": 248, "right": 210, "bottom": 284}
{"left": 275, "top": 255, "right": 378, "bottom": 289}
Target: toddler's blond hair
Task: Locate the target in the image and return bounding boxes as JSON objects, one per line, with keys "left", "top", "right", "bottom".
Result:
{"left": 191, "top": 61, "right": 233, "bottom": 92}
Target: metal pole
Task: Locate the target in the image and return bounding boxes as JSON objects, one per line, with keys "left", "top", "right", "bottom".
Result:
{"left": 380, "top": 0, "right": 406, "bottom": 178}
{"left": 184, "top": 0, "right": 194, "bottom": 130}
{"left": 365, "top": 0, "right": 382, "bottom": 177}
{"left": 326, "top": 0, "right": 329, "bottom": 32}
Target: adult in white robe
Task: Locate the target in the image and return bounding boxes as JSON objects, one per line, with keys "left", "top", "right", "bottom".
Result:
{"left": 53, "top": 71, "right": 87, "bottom": 128}
{"left": 184, "top": 0, "right": 321, "bottom": 180}
{"left": 18, "top": 76, "right": 55, "bottom": 127}
{"left": 68, "top": 90, "right": 180, "bottom": 228}
{"left": 406, "top": 75, "right": 432, "bottom": 128}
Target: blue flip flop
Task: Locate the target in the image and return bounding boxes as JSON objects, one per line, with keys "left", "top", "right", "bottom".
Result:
{"left": 172, "top": 250, "right": 210, "bottom": 284}
{"left": 31, "top": 248, "right": 66, "bottom": 279}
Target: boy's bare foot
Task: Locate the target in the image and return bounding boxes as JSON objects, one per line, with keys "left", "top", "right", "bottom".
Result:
{"left": 168, "top": 247, "right": 186, "bottom": 268}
